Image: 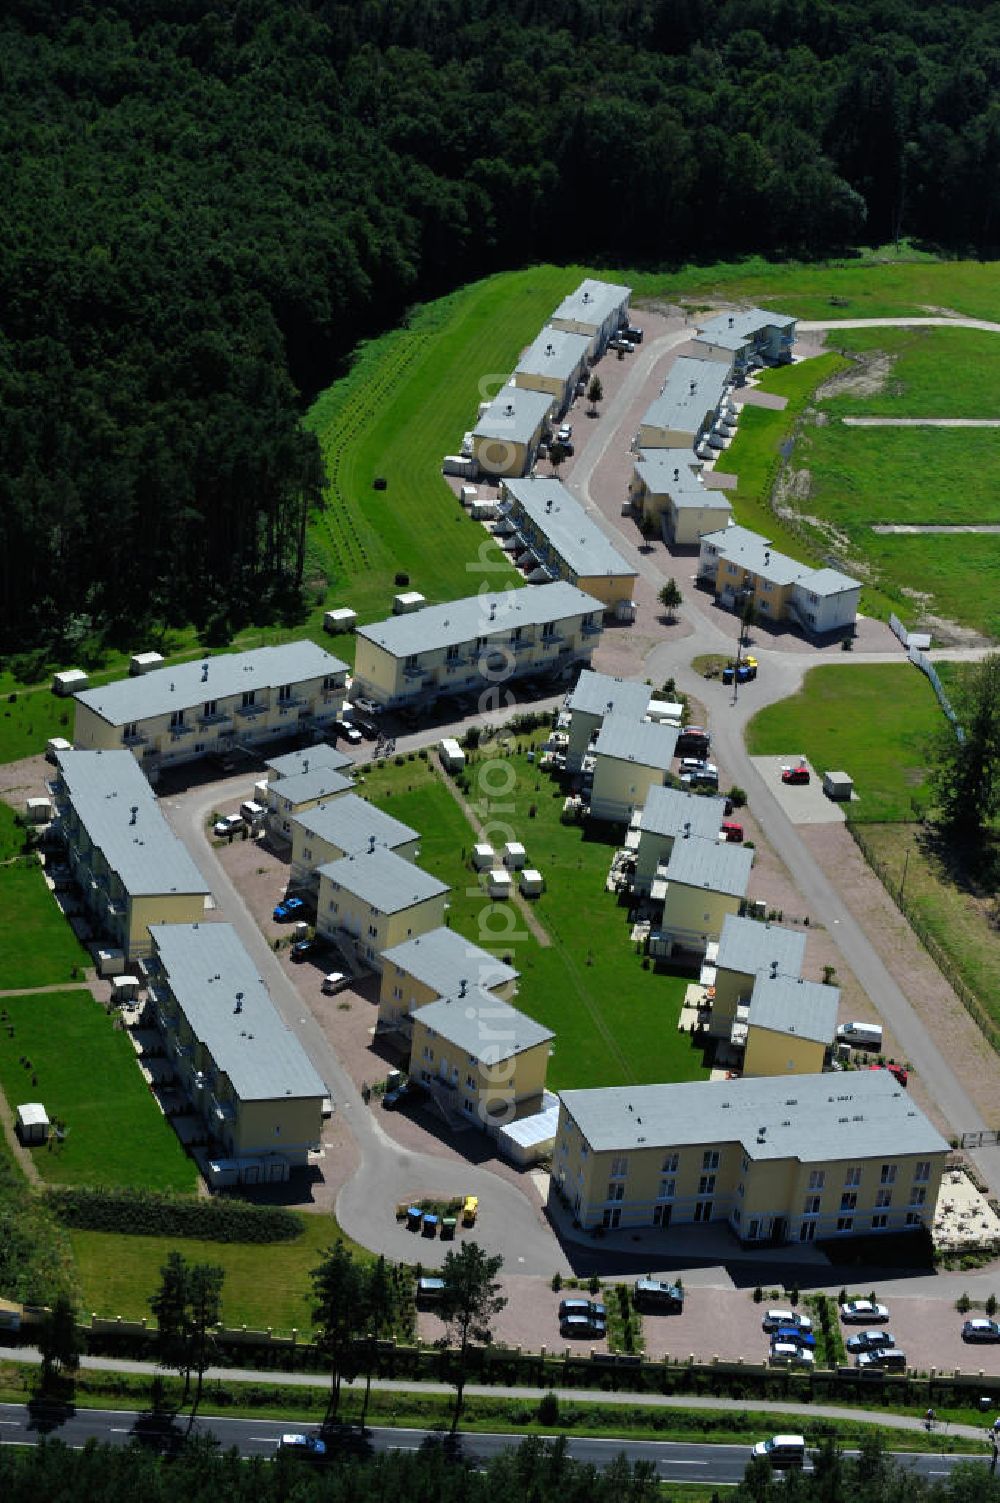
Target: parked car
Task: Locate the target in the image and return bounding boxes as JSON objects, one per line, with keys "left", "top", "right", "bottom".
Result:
{"left": 846, "top": 1328, "right": 897, "bottom": 1354}
{"left": 774, "top": 1325, "right": 816, "bottom": 1349}
{"left": 333, "top": 719, "right": 363, "bottom": 745}
{"left": 770, "top": 1341, "right": 814, "bottom": 1367}
{"left": 560, "top": 440, "right": 575, "bottom": 456}
{"left": 721, "top": 821, "right": 745, "bottom": 842}
{"left": 633, "top": 1277, "right": 684, "bottom": 1312}
{"left": 623, "top": 326, "right": 644, "bottom": 344}
{"left": 560, "top": 1313, "right": 607, "bottom": 1339}
{"left": 856, "top": 1347, "right": 906, "bottom": 1372}
{"left": 839, "top": 1299, "right": 890, "bottom": 1324}
{"left": 762, "top": 1309, "right": 813, "bottom": 1334}
{"left": 321, "top": 971, "right": 349, "bottom": 994}
{"left": 213, "top": 813, "right": 245, "bottom": 838}
{"left": 383, "top": 1078, "right": 424, "bottom": 1110}
{"left": 558, "top": 1298, "right": 606, "bottom": 1321}
{"left": 351, "top": 696, "right": 381, "bottom": 717}
{"left": 276, "top": 1433, "right": 327, "bottom": 1460}
{"left": 290, "top": 938, "right": 317, "bottom": 961}
{"left": 273, "top": 896, "right": 306, "bottom": 922}
{"left": 781, "top": 764, "right": 810, "bottom": 785}
{"left": 868, "top": 1062, "right": 908, "bottom": 1087}
{"left": 415, "top": 1276, "right": 446, "bottom": 1306}
{"left": 963, "top": 1318, "right": 1000, "bottom": 1343}
{"left": 557, "top": 424, "right": 573, "bottom": 442}
{"left": 609, "top": 336, "right": 634, "bottom": 353}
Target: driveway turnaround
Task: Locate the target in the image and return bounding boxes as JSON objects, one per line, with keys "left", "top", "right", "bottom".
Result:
{"left": 749, "top": 756, "right": 848, "bottom": 826}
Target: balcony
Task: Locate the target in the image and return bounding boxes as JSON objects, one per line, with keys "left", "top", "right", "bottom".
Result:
{"left": 122, "top": 729, "right": 148, "bottom": 747}
{"left": 235, "top": 701, "right": 268, "bottom": 719}
{"left": 197, "top": 709, "right": 233, "bottom": 727}
{"left": 211, "top": 1093, "right": 235, "bottom": 1124}
{"left": 168, "top": 721, "right": 194, "bottom": 739}
{"left": 508, "top": 635, "right": 535, "bottom": 653}
{"left": 403, "top": 661, "right": 427, "bottom": 680}
{"left": 582, "top": 620, "right": 602, "bottom": 636}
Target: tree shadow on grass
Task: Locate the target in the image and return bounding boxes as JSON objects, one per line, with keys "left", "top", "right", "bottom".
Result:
{"left": 917, "top": 821, "right": 1000, "bottom": 898}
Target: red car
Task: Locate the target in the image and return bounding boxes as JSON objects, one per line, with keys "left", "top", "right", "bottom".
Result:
{"left": 869, "top": 1063, "right": 908, "bottom": 1087}
{"left": 721, "top": 821, "right": 744, "bottom": 843}
{"left": 781, "top": 764, "right": 810, "bottom": 785}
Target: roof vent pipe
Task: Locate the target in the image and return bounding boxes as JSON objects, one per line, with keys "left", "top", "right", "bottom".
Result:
{"left": 234, "top": 992, "right": 244, "bottom": 1015}
{"left": 129, "top": 805, "right": 138, "bottom": 826}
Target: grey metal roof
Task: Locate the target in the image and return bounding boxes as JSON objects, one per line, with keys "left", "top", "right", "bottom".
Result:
{"left": 357, "top": 582, "right": 602, "bottom": 658}
{"left": 58, "top": 750, "right": 209, "bottom": 898}
{"left": 663, "top": 835, "right": 753, "bottom": 898}
{"left": 267, "top": 743, "right": 353, "bottom": 779}
{"left": 75, "top": 643, "right": 348, "bottom": 728}
{"left": 638, "top": 785, "right": 727, "bottom": 842}
{"left": 319, "top": 845, "right": 449, "bottom": 913}
{"left": 501, "top": 478, "right": 637, "bottom": 581}
{"left": 701, "top": 526, "right": 859, "bottom": 594}
{"left": 695, "top": 306, "right": 795, "bottom": 349}
{"left": 270, "top": 768, "right": 355, "bottom": 807}
{"left": 550, "top": 278, "right": 631, "bottom": 330}
{"left": 559, "top": 1069, "right": 948, "bottom": 1162}
{"left": 700, "top": 524, "right": 763, "bottom": 553}
{"left": 516, "top": 325, "right": 592, "bottom": 383}
{"left": 382, "top": 926, "right": 519, "bottom": 997}
{"left": 412, "top": 988, "right": 553, "bottom": 1063}
{"left": 149, "top": 923, "right": 326, "bottom": 1102}
{"left": 594, "top": 715, "right": 679, "bottom": 770}
{"left": 566, "top": 669, "right": 651, "bottom": 721}
{"left": 800, "top": 567, "right": 861, "bottom": 598}
{"left": 474, "top": 385, "right": 553, "bottom": 445}
{"left": 747, "top": 974, "right": 839, "bottom": 1044}
{"left": 295, "top": 793, "right": 417, "bottom": 855}
{"left": 716, "top": 914, "right": 807, "bottom": 980}
{"left": 641, "top": 358, "right": 730, "bottom": 437}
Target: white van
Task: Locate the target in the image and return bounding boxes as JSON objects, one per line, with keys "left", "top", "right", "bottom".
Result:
{"left": 752, "top": 1434, "right": 806, "bottom": 1467}
{"left": 240, "top": 800, "right": 266, "bottom": 827}
{"left": 836, "top": 1021, "right": 884, "bottom": 1048}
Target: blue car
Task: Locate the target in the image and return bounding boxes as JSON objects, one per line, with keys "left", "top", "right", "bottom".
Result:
{"left": 775, "top": 1325, "right": 816, "bottom": 1349}
{"left": 273, "top": 896, "right": 305, "bottom": 922}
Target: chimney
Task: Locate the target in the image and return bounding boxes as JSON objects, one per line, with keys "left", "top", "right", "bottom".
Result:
{"left": 201, "top": 662, "right": 209, "bottom": 682}
{"left": 234, "top": 991, "right": 244, "bottom": 1015}
{"left": 689, "top": 380, "right": 697, "bottom": 394}
{"left": 129, "top": 805, "right": 138, "bottom": 825}
{"left": 459, "top": 978, "right": 468, "bottom": 998}
{"left": 728, "top": 316, "right": 734, "bottom": 329}
{"left": 546, "top": 498, "right": 552, "bottom": 512}
{"left": 673, "top": 468, "right": 679, "bottom": 482}
{"left": 545, "top": 344, "right": 553, "bottom": 356}
{"left": 764, "top": 550, "right": 771, "bottom": 565}
{"left": 368, "top": 834, "right": 377, "bottom": 854}
{"left": 489, "top": 602, "right": 496, "bottom": 621}
{"left": 302, "top": 758, "right": 309, "bottom": 774}
{"left": 683, "top": 821, "right": 691, "bottom": 837}
{"left": 770, "top": 960, "right": 779, "bottom": 978}
{"left": 505, "top": 403, "right": 514, "bottom": 416}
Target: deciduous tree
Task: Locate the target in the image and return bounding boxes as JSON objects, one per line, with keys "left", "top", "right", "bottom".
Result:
{"left": 437, "top": 1242, "right": 506, "bottom": 1432}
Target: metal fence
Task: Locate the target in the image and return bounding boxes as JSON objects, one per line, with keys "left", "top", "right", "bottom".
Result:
{"left": 909, "top": 646, "right": 965, "bottom": 743}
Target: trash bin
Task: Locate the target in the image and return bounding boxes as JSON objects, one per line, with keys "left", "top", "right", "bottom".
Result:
{"left": 441, "top": 1217, "right": 457, "bottom": 1240}
{"left": 406, "top": 1206, "right": 422, "bottom": 1232}
{"left": 422, "top": 1213, "right": 439, "bottom": 1238}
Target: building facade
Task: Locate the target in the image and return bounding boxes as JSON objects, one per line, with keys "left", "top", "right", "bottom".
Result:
{"left": 549, "top": 278, "right": 631, "bottom": 359}
{"left": 551, "top": 1071, "right": 946, "bottom": 1243}
{"left": 352, "top": 583, "right": 604, "bottom": 709}
{"left": 589, "top": 717, "right": 680, "bottom": 824}
{"left": 316, "top": 846, "right": 449, "bottom": 970}
{"left": 564, "top": 669, "right": 653, "bottom": 772}
{"left": 514, "top": 325, "right": 592, "bottom": 413}
{"left": 627, "top": 785, "right": 729, "bottom": 894}
{"left": 410, "top": 988, "right": 553, "bottom": 1129}
{"left": 378, "top": 926, "right": 519, "bottom": 1033}
{"left": 637, "top": 358, "right": 734, "bottom": 453}
{"left": 51, "top": 750, "right": 209, "bottom": 960}
{"left": 649, "top": 836, "right": 754, "bottom": 958}
{"left": 629, "top": 451, "right": 732, "bottom": 545}
{"left": 472, "top": 385, "right": 553, "bottom": 478}
{"left": 288, "top": 795, "right": 419, "bottom": 888}
{"left": 698, "top": 526, "right": 861, "bottom": 636}
{"left": 72, "top": 643, "right": 349, "bottom": 779}
{"left": 692, "top": 307, "right": 796, "bottom": 375}
{"left": 497, "top": 478, "right": 638, "bottom": 612}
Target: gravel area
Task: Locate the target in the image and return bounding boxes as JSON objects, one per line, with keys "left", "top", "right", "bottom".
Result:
{"left": 843, "top": 1295, "right": 1000, "bottom": 1379}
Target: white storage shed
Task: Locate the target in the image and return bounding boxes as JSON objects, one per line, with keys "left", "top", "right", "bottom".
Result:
{"left": 472, "top": 843, "right": 495, "bottom": 871}
{"left": 487, "top": 869, "right": 513, "bottom": 900}
{"left": 503, "top": 841, "right": 527, "bottom": 869}
{"left": 823, "top": 770, "right": 854, "bottom": 802}
{"left": 16, "top": 1103, "right": 49, "bottom": 1145}
{"left": 111, "top": 974, "right": 141, "bottom": 1004}
{"left": 129, "top": 651, "right": 165, "bottom": 676}
{"left": 25, "top": 797, "right": 52, "bottom": 823}
{"left": 392, "top": 591, "right": 426, "bottom": 615}
{"left": 324, "top": 607, "right": 358, "bottom": 634}
{"left": 94, "top": 946, "right": 126, "bottom": 978}
{"left": 52, "top": 669, "right": 89, "bottom": 696}
{"left": 519, "top": 868, "right": 544, "bottom": 897}
{"left": 438, "top": 738, "right": 466, "bottom": 773}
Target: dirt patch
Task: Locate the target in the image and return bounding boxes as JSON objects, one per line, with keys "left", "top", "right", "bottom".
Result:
{"left": 914, "top": 614, "right": 996, "bottom": 651}
{"left": 813, "top": 350, "right": 896, "bottom": 401}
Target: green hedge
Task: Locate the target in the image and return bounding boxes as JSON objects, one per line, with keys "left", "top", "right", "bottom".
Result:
{"left": 47, "top": 1187, "right": 302, "bottom": 1243}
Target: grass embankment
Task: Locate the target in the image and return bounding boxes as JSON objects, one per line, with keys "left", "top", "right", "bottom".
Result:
{"left": 822, "top": 325, "right": 1000, "bottom": 418}
{"left": 745, "top": 663, "right": 942, "bottom": 822}
{"left": 0, "top": 861, "right": 91, "bottom": 991}
{"left": 0, "top": 1361, "right": 983, "bottom": 1455}
{"left": 0, "top": 991, "right": 196, "bottom": 1192}
{"left": 359, "top": 741, "right": 705, "bottom": 1091}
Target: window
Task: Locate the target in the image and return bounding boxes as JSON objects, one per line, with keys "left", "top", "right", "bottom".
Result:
{"left": 914, "top": 1160, "right": 932, "bottom": 1183}
{"left": 844, "top": 1165, "right": 862, "bottom": 1188}
{"left": 747, "top": 1219, "right": 760, "bottom": 1240}
{"left": 303, "top": 847, "right": 312, "bottom": 862}
{"left": 880, "top": 1164, "right": 897, "bottom": 1186}
{"left": 836, "top": 1216, "right": 854, "bottom": 1233}
{"left": 610, "top": 1155, "right": 628, "bottom": 1178}
{"left": 602, "top": 1207, "right": 622, "bottom": 1229}
{"left": 758, "top": 599, "right": 769, "bottom": 613}
{"left": 694, "top": 1201, "right": 713, "bottom": 1223}
{"left": 464, "top": 1098, "right": 474, "bottom": 1114}
{"left": 511, "top": 627, "right": 522, "bottom": 642}
{"left": 606, "top": 1182, "right": 625, "bottom": 1202}
{"left": 871, "top": 1213, "right": 888, "bottom": 1230}
{"left": 698, "top": 1175, "right": 716, "bottom": 1196}
{"left": 367, "top": 924, "right": 378, "bottom": 938}
{"left": 405, "top": 655, "right": 418, "bottom": 669}
{"left": 906, "top": 1211, "right": 924, "bottom": 1226}
{"left": 910, "top": 1186, "right": 927, "bottom": 1207}
{"left": 278, "top": 684, "right": 291, "bottom": 702}
{"left": 702, "top": 1150, "right": 720, "bottom": 1171}
{"left": 662, "top": 1153, "right": 679, "bottom": 1173}
{"left": 761, "top": 580, "right": 773, "bottom": 593}
{"left": 808, "top": 1170, "right": 826, "bottom": 1190}
{"left": 475, "top": 636, "right": 488, "bottom": 651}
{"left": 658, "top": 1179, "right": 676, "bottom": 1200}
{"left": 875, "top": 1188, "right": 893, "bottom": 1209}
{"left": 322, "top": 675, "right": 339, "bottom": 691}
{"left": 840, "top": 1192, "right": 857, "bottom": 1211}
{"left": 392, "top": 986, "right": 402, "bottom": 1000}
{"left": 203, "top": 700, "right": 217, "bottom": 717}
{"left": 169, "top": 709, "right": 185, "bottom": 729}
{"left": 741, "top": 1155, "right": 750, "bottom": 1174}
{"left": 328, "top": 901, "right": 338, "bottom": 913}
{"left": 466, "top": 1074, "right": 475, "bottom": 1089}
{"left": 422, "top": 1046, "right": 434, "bottom": 1062}
{"left": 803, "top": 1196, "right": 821, "bottom": 1216}
{"left": 446, "top": 645, "right": 460, "bottom": 662}
{"left": 123, "top": 722, "right": 138, "bottom": 740}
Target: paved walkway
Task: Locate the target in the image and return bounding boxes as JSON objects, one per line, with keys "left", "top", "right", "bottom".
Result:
{"left": 873, "top": 524, "right": 1000, "bottom": 534}
{"left": 0, "top": 981, "right": 92, "bottom": 998}
{"left": 799, "top": 316, "right": 1000, "bottom": 334}
{"left": 1, "top": 1348, "right": 991, "bottom": 1440}
{"left": 844, "top": 417, "right": 1000, "bottom": 428}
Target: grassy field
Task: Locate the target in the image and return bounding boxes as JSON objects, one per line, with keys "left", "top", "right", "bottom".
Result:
{"left": 0, "top": 990, "right": 197, "bottom": 1191}
{"left": 821, "top": 325, "right": 1000, "bottom": 417}
{"left": 68, "top": 1209, "right": 352, "bottom": 1332}
{"left": 358, "top": 742, "right": 706, "bottom": 1090}
{"left": 745, "top": 664, "right": 942, "bottom": 822}
{"left": 0, "top": 859, "right": 91, "bottom": 989}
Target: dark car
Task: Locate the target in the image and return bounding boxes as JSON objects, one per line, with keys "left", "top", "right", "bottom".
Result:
{"left": 963, "top": 1319, "right": 1000, "bottom": 1343}
{"left": 273, "top": 896, "right": 306, "bottom": 922}
{"left": 560, "top": 1313, "right": 607, "bottom": 1338}
{"left": 633, "top": 1278, "right": 684, "bottom": 1313}
{"left": 290, "top": 938, "right": 318, "bottom": 962}
{"left": 845, "top": 1328, "right": 896, "bottom": 1354}
{"left": 383, "top": 1078, "right": 424, "bottom": 1110}
{"left": 624, "top": 326, "right": 644, "bottom": 344}
{"left": 348, "top": 713, "right": 378, "bottom": 739}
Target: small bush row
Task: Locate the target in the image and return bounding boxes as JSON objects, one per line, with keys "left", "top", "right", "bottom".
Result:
{"left": 47, "top": 1186, "right": 303, "bottom": 1243}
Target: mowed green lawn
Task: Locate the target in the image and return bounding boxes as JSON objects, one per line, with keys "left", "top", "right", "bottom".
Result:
{"left": 821, "top": 325, "right": 1000, "bottom": 417}
{"left": 0, "top": 859, "right": 90, "bottom": 989}
{"left": 359, "top": 744, "right": 706, "bottom": 1090}
{"left": 69, "top": 1210, "right": 353, "bottom": 1333}
{"left": 745, "top": 664, "right": 942, "bottom": 822}
{"left": 0, "top": 990, "right": 196, "bottom": 1191}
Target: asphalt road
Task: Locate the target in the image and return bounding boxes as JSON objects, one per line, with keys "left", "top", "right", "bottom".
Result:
{"left": 0, "top": 1402, "right": 986, "bottom": 1485}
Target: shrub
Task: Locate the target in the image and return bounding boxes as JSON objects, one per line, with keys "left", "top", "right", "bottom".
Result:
{"left": 537, "top": 1391, "right": 559, "bottom": 1425}
{"left": 394, "top": 572, "right": 409, "bottom": 587}
{"left": 726, "top": 786, "right": 747, "bottom": 808}
{"left": 551, "top": 1272, "right": 562, "bottom": 1291}
{"left": 48, "top": 1187, "right": 302, "bottom": 1243}
{"left": 753, "top": 1286, "right": 763, "bottom": 1303}
{"left": 956, "top": 1291, "right": 972, "bottom": 1313}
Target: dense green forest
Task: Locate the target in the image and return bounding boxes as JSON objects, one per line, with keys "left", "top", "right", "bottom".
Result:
{"left": 2, "top": 0, "right": 999, "bottom": 661}
{"left": 0, "top": 1433, "right": 996, "bottom": 1502}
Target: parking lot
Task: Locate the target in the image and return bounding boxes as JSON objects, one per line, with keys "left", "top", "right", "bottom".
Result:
{"left": 749, "top": 755, "right": 848, "bottom": 826}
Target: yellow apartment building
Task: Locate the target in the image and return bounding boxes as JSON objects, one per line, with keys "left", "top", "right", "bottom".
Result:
{"left": 590, "top": 716, "right": 680, "bottom": 825}
{"left": 629, "top": 451, "right": 732, "bottom": 545}
{"left": 51, "top": 749, "right": 209, "bottom": 960}
{"left": 497, "top": 478, "right": 638, "bottom": 613}
{"left": 352, "top": 583, "right": 604, "bottom": 710}
{"left": 698, "top": 526, "right": 861, "bottom": 636}
{"left": 148, "top": 923, "right": 326, "bottom": 1186}
{"left": 551, "top": 1070, "right": 947, "bottom": 1243}
{"left": 472, "top": 385, "right": 553, "bottom": 478}
{"left": 549, "top": 278, "right": 631, "bottom": 359}
{"left": 71, "top": 643, "right": 349, "bottom": 780}
{"left": 692, "top": 308, "right": 796, "bottom": 374}
{"left": 649, "top": 835, "right": 754, "bottom": 959}
{"left": 564, "top": 669, "right": 652, "bottom": 772}
{"left": 704, "top": 913, "right": 808, "bottom": 1040}
{"left": 627, "top": 784, "right": 728, "bottom": 895}
{"left": 263, "top": 743, "right": 355, "bottom": 843}
{"left": 316, "top": 846, "right": 449, "bottom": 970}
{"left": 740, "top": 974, "right": 839, "bottom": 1078}
{"left": 288, "top": 794, "right": 419, "bottom": 888}
{"left": 514, "top": 324, "right": 591, "bottom": 413}
{"left": 378, "top": 926, "right": 519, "bottom": 1033}
{"left": 637, "top": 357, "right": 734, "bottom": 453}
{"left": 410, "top": 986, "right": 554, "bottom": 1129}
